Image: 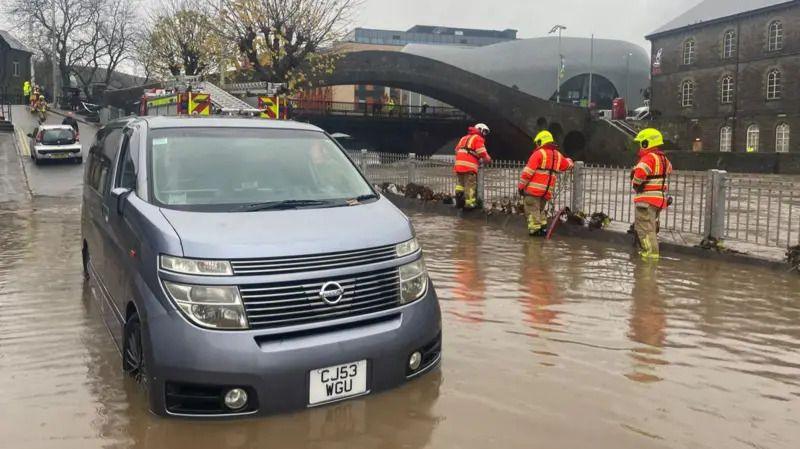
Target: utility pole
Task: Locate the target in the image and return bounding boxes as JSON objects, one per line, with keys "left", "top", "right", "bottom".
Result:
{"left": 549, "top": 25, "right": 567, "bottom": 103}
{"left": 219, "top": 0, "right": 226, "bottom": 86}
{"left": 625, "top": 52, "right": 633, "bottom": 110}
{"left": 50, "top": 1, "right": 59, "bottom": 104}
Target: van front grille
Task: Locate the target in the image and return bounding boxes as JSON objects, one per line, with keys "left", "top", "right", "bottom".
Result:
{"left": 230, "top": 245, "right": 398, "bottom": 276}
{"left": 240, "top": 267, "right": 401, "bottom": 329}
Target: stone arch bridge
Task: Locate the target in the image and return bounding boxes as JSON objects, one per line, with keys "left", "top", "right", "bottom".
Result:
{"left": 321, "top": 51, "right": 592, "bottom": 159}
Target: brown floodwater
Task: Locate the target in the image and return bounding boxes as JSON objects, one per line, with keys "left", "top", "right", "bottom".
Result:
{"left": 1, "top": 195, "right": 799, "bottom": 449}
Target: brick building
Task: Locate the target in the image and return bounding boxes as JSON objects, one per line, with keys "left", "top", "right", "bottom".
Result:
{"left": 647, "top": 0, "right": 800, "bottom": 153}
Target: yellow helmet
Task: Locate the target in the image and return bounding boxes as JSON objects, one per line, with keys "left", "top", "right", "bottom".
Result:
{"left": 533, "top": 130, "right": 554, "bottom": 147}
{"left": 634, "top": 128, "right": 664, "bottom": 149}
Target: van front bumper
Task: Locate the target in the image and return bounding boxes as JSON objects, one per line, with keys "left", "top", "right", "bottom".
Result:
{"left": 142, "top": 286, "right": 442, "bottom": 417}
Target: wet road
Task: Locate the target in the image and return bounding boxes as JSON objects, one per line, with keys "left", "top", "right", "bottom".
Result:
{"left": 1, "top": 123, "right": 799, "bottom": 448}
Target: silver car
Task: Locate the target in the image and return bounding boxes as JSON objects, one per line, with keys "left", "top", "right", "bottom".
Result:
{"left": 29, "top": 124, "right": 82, "bottom": 164}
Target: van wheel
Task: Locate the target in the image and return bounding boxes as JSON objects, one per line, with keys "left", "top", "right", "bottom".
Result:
{"left": 123, "top": 312, "right": 149, "bottom": 391}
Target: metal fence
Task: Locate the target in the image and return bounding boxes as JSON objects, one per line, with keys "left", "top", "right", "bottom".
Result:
{"left": 348, "top": 150, "right": 800, "bottom": 249}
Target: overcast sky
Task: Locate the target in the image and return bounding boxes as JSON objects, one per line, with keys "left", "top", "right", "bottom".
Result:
{"left": 353, "top": 0, "right": 703, "bottom": 50}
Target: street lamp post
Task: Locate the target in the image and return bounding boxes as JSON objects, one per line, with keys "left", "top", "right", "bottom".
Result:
{"left": 625, "top": 52, "right": 633, "bottom": 112}
{"left": 549, "top": 25, "right": 567, "bottom": 104}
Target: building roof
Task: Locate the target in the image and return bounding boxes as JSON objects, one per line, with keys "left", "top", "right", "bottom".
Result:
{"left": 0, "top": 30, "right": 33, "bottom": 54}
{"left": 405, "top": 25, "right": 517, "bottom": 39}
{"left": 648, "top": 0, "right": 796, "bottom": 38}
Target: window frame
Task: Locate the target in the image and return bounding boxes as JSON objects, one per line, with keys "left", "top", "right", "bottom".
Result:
{"left": 719, "top": 126, "right": 733, "bottom": 152}
{"left": 723, "top": 30, "right": 736, "bottom": 59}
{"left": 746, "top": 125, "right": 760, "bottom": 152}
{"left": 683, "top": 38, "right": 696, "bottom": 65}
{"left": 775, "top": 123, "right": 790, "bottom": 153}
{"left": 12, "top": 61, "right": 20, "bottom": 77}
{"left": 768, "top": 20, "right": 784, "bottom": 52}
{"left": 720, "top": 75, "right": 734, "bottom": 104}
{"left": 681, "top": 80, "right": 695, "bottom": 108}
{"left": 766, "top": 69, "right": 782, "bottom": 100}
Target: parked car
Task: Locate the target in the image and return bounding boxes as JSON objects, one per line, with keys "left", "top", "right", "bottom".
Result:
{"left": 28, "top": 124, "right": 82, "bottom": 164}
{"left": 81, "top": 116, "right": 442, "bottom": 417}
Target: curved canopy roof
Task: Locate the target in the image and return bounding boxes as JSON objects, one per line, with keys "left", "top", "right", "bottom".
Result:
{"left": 402, "top": 36, "right": 650, "bottom": 107}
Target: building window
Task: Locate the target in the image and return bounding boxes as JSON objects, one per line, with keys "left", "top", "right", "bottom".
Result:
{"left": 683, "top": 39, "right": 696, "bottom": 65}
{"left": 746, "top": 125, "right": 760, "bottom": 152}
{"left": 768, "top": 21, "right": 784, "bottom": 51}
{"left": 767, "top": 69, "right": 782, "bottom": 100}
{"left": 719, "top": 126, "right": 733, "bottom": 152}
{"left": 776, "top": 123, "right": 790, "bottom": 153}
{"left": 723, "top": 30, "right": 736, "bottom": 58}
{"left": 720, "top": 75, "right": 734, "bottom": 104}
{"left": 12, "top": 61, "right": 20, "bottom": 77}
{"left": 681, "top": 80, "right": 695, "bottom": 107}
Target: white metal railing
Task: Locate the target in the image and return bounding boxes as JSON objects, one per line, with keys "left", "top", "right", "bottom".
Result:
{"left": 348, "top": 150, "right": 800, "bottom": 249}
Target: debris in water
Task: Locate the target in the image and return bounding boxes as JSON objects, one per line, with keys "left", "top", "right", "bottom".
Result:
{"left": 787, "top": 245, "right": 800, "bottom": 272}
{"left": 588, "top": 212, "right": 611, "bottom": 230}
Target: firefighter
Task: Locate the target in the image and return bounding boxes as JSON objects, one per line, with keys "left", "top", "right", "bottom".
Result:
{"left": 517, "top": 130, "right": 574, "bottom": 236}
{"left": 631, "top": 128, "right": 673, "bottom": 260}
{"left": 454, "top": 123, "right": 492, "bottom": 209}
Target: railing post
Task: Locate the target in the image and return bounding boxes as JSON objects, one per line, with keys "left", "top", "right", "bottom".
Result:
{"left": 476, "top": 165, "right": 486, "bottom": 208}
{"left": 570, "top": 161, "right": 585, "bottom": 212}
{"left": 359, "top": 149, "right": 368, "bottom": 175}
{"left": 408, "top": 153, "right": 416, "bottom": 185}
{"left": 704, "top": 169, "right": 728, "bottom": 240}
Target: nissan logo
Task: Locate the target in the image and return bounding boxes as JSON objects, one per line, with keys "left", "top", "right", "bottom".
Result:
{"left": 319, "top": 282, "right": 345, "bottom": 305}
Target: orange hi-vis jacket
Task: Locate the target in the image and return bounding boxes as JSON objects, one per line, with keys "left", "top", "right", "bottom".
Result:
{"left": 631, "top": 147, "right": 673, "bottom": 209}
{"left": 454, "top": 128, "right": 492, "bottom": 174}
{"left": 518, "top": 143, "right": 574, "bottom": 200}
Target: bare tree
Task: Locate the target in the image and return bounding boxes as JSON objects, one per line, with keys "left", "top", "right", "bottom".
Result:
{"left": 139, "top": 0, "right": 218, "bottom": 78}
{"left": 71, "top": 0, "right": 138, "bottom": 97}
{"left": 209, "top": 0, "right": 360, "bottom": 91}
{"left": 4, "top": 0, "right": 96, "bottom": 96}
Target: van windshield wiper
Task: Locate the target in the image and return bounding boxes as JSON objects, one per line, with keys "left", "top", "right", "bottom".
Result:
{"left": 237, "top": 199, "right": 339, "bottom": 212}
{"left": 346, "top": 194, "right": 379, "bottom": 205}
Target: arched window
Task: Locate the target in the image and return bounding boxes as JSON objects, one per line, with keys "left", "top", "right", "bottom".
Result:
{"left": 776, "top": 123, "right": 790, "bottom": 153}
{"left": 768, "top": 21, "right": 784, "bottom": 51}
{"left": 719, "top": 127, "right": 733, "bottom": 152}
{"left": 720, "top": 75, "right": 734, "bottom": 104}
{"left": 746, "top": 125, "right": 760, "bottom": 152}
{"left": 683, "top": 38, "right": 696, "bottom": 65}
{"left": 723, "top": 30, "right": 736, "bottom": 58}
{"left": 681, "top": 80, "right": 695, "bottom": 107}
{"left": 767, "top": 69, "right": 782, "bottom": 100}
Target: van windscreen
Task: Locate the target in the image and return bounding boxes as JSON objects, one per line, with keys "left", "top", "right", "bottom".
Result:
{"left": 149, "top": 128, "right": 374, "bottom": 210}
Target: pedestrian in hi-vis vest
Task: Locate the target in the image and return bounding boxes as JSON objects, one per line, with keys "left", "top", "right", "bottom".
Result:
{"left": 631, "top": 128, "right": 673, "bottom": 260}
{"left": 454, "top": 123, "right": 492, "bottom": 209}
{"left": 517, "top": 130, "right": 574, "bottom": 236}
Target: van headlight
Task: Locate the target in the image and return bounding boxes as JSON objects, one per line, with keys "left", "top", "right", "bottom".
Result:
{"left": 396, "top": 238, "right": 420, "bottom": 257}
{"left": 163, "top": 282, "right": 248, "bottom": 329}
{"left": 399, "top": 258, "right": 428, "bottom": 304}
{"left": 160, "top": 255, "right": 233, "bottom": 276}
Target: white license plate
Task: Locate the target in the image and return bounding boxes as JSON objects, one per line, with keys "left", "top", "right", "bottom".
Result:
{"left": 51, "top": 153, "right": 70, "bottom": 158}
{"left": 309, "top": 360, "right": 368, "bottom": 405}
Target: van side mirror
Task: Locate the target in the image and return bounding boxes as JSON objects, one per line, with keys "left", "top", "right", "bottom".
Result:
{"left": 110, "top": 187, "right": 132, "bottom": 215}
{"left": 26, "top": 132, "right": 33, "bottom": 138}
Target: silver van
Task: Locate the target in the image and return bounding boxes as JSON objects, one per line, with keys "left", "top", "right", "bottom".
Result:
{"left": 81, "top": 116, "right": 441, "bottom": 417}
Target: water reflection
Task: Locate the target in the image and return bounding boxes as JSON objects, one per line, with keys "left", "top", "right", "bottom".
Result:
{"left": 626, "top": 263, "right": 667, "bottom": 383}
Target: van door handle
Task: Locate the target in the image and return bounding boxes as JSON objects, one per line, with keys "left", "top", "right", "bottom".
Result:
{"left": 102, "top": 205, "right": 109, "bottom": 222}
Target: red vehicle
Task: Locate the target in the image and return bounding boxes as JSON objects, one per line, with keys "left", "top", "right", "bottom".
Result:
{"left": 612, "top": 98, "right": 627, "bottom": 120}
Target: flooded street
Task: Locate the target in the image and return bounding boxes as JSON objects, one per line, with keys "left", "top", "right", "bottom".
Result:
{"left": 1, "top": 147, "right": 799, "bottom": 448}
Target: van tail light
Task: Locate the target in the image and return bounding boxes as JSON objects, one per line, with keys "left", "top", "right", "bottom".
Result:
{"left": 75, "top": 132, "right": 80, "bottom": 142}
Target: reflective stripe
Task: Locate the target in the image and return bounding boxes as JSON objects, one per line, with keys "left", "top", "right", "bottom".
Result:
{"left": 455, "top": 160, "right": 479, "bottom": 169}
